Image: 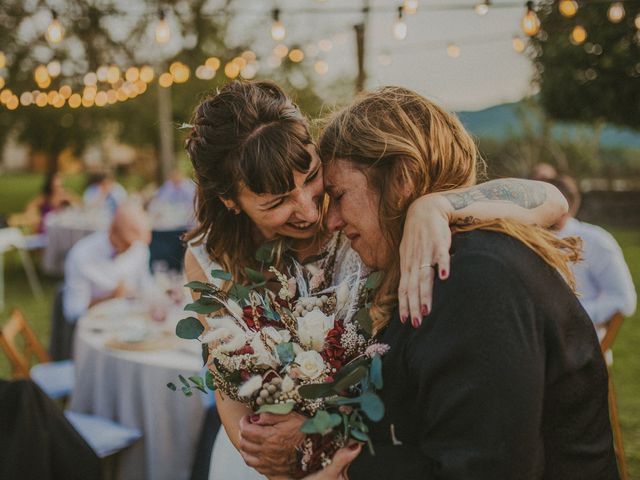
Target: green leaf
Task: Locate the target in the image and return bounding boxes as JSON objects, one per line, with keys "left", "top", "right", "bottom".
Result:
{"left": 183, "top": 281, "right": 213, "bottom": 292}
{"left": 370, "top": 355, "right": 383, "bottom": 390}
{"left": 210, "top": 269, "right": 233, "bottom": 281}
{"left": 350, "top": 429, "right": 370, "bottom": 442}
{"left": 244, "top": 267, "right": 265, "bottom": 284}
{"left": 300, "top": 418, "right": 321, "bottom": 434}
{"left": 189, "top": 375, "right": 205, "bottom": 389}
{"left": 175, "top": 317, "right": 205, "bottom": 339}
{"left": 365, "top": 271, "right": 383, "bottom": 290}
{"left": 301, "top": 251, "right": 329, "bottom": 265}
{"left": 332, "top": 357, "right": 368, "bottom": 384}
{"left": 256, "top": 402, "right": 296, "bottom": 415}
{"left": 229, "top": 283, "right": 250, "bottom": 301}
{"left": 255, "top": 241, "right": 277, "bottom": 264}
{"left": 298, "top": 382, "right": 335, "bottom": 400}
{"left": 354, "top": 308, "right": 373, "bottom": 337}
{"left": 305, "top": 411, "right": 337, "bottom": 435}
{"left": 184, "top": 301, "right": 223, "bottom": 315}
{"left": 178, "top": 374, "right": 190, "bottom": 388}
{"left": 201, "top": 343, "right": 209, "bottom": 365}
{"left": 167, "top": 382, "right": 177, "bottom": 391}
{"left": 181, "top": 386, "right": 193, "bottom": 397}
{"left": 332, "top": 365, "right": 368, "bottom": 392}
{"left": 205, "top": 370, "right": 215, "bottom": 391}
{"left": 358, "top": 392, "right": 385, "bottom": 422}
{"left": 275, "top": 343, "right": 295, "bottom": 365}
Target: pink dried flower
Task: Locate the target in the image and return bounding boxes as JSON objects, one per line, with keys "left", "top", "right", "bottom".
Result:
{"left": 309, "top": 270, "right": 326, "bottom": 291}
{"left": 365, "top": 343, "right": 390, "bottom": 357}
{"left": 288, "top": 277, "right": 297, "bottom": 298}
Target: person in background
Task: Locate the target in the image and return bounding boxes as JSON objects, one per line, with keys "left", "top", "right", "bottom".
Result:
{"left": 151, "top": 169, "right": 196, "bottom": 206}
{"left": 62, "top": 202, "right": 152, "bottom": 322}
{"left": 545, "top": 175, "right": 636, "bottom": 325}
{"left": 11, "top": 171, "right": 77, "bottom": 233}
{"left": 82, "top": 171, "right": 128, "bottom": 214}
{"left": 147, "top": 169, "right": 196, "bottom": 229}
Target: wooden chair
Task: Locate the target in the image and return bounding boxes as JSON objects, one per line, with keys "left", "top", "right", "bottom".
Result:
{"left": 0, "top": 308, "right": 74, "bottom": 399}
{"left": 599, "top": 312, "right": 628, "bottom": 480}
{"left": 0, "top": 308, "right": 49, "bottom": 378}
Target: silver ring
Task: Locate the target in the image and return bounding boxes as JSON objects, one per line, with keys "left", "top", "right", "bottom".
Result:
{"left": 419, "top": 263, "right": 437, "bottom": 270}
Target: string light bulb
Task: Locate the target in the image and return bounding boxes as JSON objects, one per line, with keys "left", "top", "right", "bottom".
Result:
{"left": 558, "top": 0, "right": 578, "bottom": 18}
{"left": 570, "top": 24, "right": 587, "bottom": 45}
{"left": 155, "top": 9, "right": 171, "bottom": 44}
{"left": 446, "top": 43, "right": 461, "bottom": 58}
{"left": 521, "top": 1, "right": 541, "bottom": 37}
{"left": 46, "top": 10, "right": 64, "bottom": 44}
{"left": 474, "top": 1, "right": 491, "bottom": 16}
{"left": 0, "top": 52, "right": 5, "bottom": 69}
{"left": 607, "top": 2, "right": 625, "bottom": 23}
{"left": 271, "top": 9, "right": 286, "bottom": 41}
{"left": 512, "top": 35, "right": 526, "bottom": 53}
{"left": 403, "top": 0, "right": 418, "bottom": 15}
{"left": 393, "top": 6, "right": 408, "bottom": 40}
{"left": 635, "top": 13, "right": 640, "bottom": 30}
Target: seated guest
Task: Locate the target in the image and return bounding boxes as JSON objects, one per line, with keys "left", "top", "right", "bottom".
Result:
{"left": 62, "top": 202, "right": 152, "bottom": 322}
{"left": 10, "top": 171, "right": 77, "bottom": 233}
{"left": 546, "top": 175, "right": 636, "bottom": 325}
{"left": 148, "top": 169, "right": 196, "bottom": 229}
{"left": 82, "top": 171, "right": 127, "bottom": 214}
{"left": 151, "top": 169, "right": 196, "bottom": 206}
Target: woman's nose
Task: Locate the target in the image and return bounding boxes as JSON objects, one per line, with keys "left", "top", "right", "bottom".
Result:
{"left": 296, "top": 191, "right": 320, "bottom": 224}
{"left": 326, "top": 203, "right": 345, "bottom": 232}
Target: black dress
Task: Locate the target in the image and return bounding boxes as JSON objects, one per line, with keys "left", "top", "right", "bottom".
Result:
{"left": 349, "top": 230, "right": 619, "bottom": 480}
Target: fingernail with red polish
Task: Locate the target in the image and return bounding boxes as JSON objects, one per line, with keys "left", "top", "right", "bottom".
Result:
{"left": 250, "top": 415, "right": 260, "bottom": 423}
{"left": 400, "top": 314, "right": 408, "bottom": 324}
{"left": 349, "top": 443, "right": 360, "bottom": 450}
{"left": 440, "top": 269, "right": 448, "bottom": 279}
{"left": 421, "top": 304, "right": 429, "bottom": 316}
{"left": 412, "top": 316, "right": 421, "bottom": 328}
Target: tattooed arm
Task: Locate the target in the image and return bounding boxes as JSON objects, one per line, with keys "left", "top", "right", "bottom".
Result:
{"left": 398, "top": 179, "right": 568, "bottom": 326}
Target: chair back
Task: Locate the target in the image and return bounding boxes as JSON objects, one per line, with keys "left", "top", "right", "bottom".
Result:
{"left": 0, "top": 309, "right": 50, "bottom": 378}
{"left": 600, "top": 312, "right": 624, "bottom": 353}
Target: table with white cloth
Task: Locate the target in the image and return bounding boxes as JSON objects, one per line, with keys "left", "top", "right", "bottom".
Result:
{"left": 69, "top": 299, "right": 207, "bottom": 480}
{"left": 43, "top": 208, "right": 110, "bottom": 275}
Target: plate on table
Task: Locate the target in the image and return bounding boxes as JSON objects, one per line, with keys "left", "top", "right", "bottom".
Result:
{"left": 84, "top": 299, "right": 147, "bottom": 330}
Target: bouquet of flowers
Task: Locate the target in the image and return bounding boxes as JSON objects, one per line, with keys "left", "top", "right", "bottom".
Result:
{"left": 171, "top": 250, "right": 388, "bottom": 475}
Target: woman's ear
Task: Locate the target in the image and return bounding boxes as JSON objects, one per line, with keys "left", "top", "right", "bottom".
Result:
{"left": 219, "top": 196, "right": 240, "bottom": 214}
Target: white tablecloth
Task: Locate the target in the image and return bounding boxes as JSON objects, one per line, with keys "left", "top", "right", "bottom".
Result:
{"left": 43, "top": 209, "right": 110, "bottom": 275}
{"left": 69, "top": 300, "right": 207, "bottom": 480}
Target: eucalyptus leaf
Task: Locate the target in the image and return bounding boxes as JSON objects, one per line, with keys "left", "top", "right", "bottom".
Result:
{"left": 167, "top": 382, "right": 177, "bottom": 391}
{"left": 332, "top": 365, "right": 368, "bottom": 392}
{"left": 350, "top": 429, "right": 370, "bottom": 442}
{"left": 311, "top": 411, "right": 334, "bottom": 435}
{"left": 229, "top": 283, "right": 250, "bottom": 301}
{"left": 205, "top": 370, "right": 215, "bottom": 391}
{"left": 275, "top": 343, "right": 295, "bottom": 365}
{"left": 358, "top": 392, "right": 385, "bottom": 422}
{"left": 255, "top": 241, "right": 277, "bottom": 264}
{"left": 298, "top": 382, "right": 335, "bottom": 399}
{"left": 332, "top": 357, "right": 368, "bottom": 384}
{"left": 175, "top": 317, "right": 205, "bottom": 339}
{"left": 256, "top": 402, "right": 295, "bottom": 415}
{"left": 183, "top": 281, "right": 213, "bottom": 292}
{"left": 201, "top": 343, "right": 209, "bottom": 365}
{"left": 354, "top": 308, "right": 373, "bottom": 337}
{"left": 178, "top": 374, "right": 190, "bottom": 388}
{"left": 181, "top": 386, "right": 193, "bottom": 397}
{"left": 370, "top": 354, "right": 383, "bottom": 390}
{"left": 189, "top": 375, "right": 205, "bottom": 389}
{"left": 184, "top": 301, "right": 223, "bottom": 315}
{"left": 244, "top": 267, "right": 265, "bottom": 284}
{"left": 300, "top": 418, "right": 321, "bottom": 434}
{"left": 365, "top": 271, "right": 383, "bottom": 290}
{"left": 210, "top": 269, "right": 233, "bottom": 281}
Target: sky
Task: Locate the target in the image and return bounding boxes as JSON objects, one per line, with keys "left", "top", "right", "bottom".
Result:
{"left": 229, "top": 0, "right": 537, "bottom": 112}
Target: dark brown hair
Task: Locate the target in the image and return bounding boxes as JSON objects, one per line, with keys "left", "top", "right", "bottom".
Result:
{"left": 184, "top": 80, "right": 314, "bottom": 282}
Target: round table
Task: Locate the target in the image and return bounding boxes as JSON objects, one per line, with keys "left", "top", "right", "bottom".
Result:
{"left": 69, "top": 299, "right": 207, "bottom": 480}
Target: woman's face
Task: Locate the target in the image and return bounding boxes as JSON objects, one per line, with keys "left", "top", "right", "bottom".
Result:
{"left": 231, "top": 144, "right": 325, "bottom": 241}
{"left": 324, "top": 159, "right": 389, "bottom": 269}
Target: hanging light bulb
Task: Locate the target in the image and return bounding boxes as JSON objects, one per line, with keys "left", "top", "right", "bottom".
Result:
{"left": 521, "top": 1, "right": 541, "bottom": 37}
{"left": 570, "top": 24, "right": 587, "bottom": 45}
{"left": 271, "top": 9, "right": 286, "bottom": 41}
{"left": 46, "top": 10, "right": 64, "bottom": 44}
{"left": 512, "top": 35, "right": 526, "bottom": 53}
{"left": 558, "top": 0, "right": 578, "bottom": 18}
{"left": 403, "top": 0, "right": 418, "bottom": 15}
{"left": 474, "top": 0, "right": 491, "bottom": 16}
{"left": 607, "top": 2, "right": 625, "bottom": 23}
{"left": 155, "top": 9, "right": 171, "bottom": 44}
{"left": 393, "top": 6, "right": 408, "bottom": 40}
{"left": 635, "top": 13, "right": 640, "bottom": 30}
{"left": 446, "top": 43, "right": 461, "bottom": 58}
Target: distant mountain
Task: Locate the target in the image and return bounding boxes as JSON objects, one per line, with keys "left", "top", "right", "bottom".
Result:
{"left": 457, "top": 101, "right": 640, "bottom": 149}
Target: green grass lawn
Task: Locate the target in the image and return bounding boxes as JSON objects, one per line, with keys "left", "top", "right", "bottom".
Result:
{"left": 0, "top": 174, "right": 639, "bottom": 475}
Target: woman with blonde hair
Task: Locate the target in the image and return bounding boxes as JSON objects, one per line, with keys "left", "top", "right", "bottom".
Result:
{"left": 309, "top": 86, "right": 619, "bottom": 479}
{"left": 183, "top": 81, "right": 571, "bottom": 480}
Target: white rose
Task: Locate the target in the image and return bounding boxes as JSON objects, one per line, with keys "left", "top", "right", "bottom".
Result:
{"left": 297, "top": 309, "right": 333, "bottom": 351}
{"left": 294, "top": 350, "right": 326, "bottom": 380}
{"left": 202, "top": 315, "right": 247, "bottom": 352}
{"left": 238, "top": 375, "right": 263, "bottom": 398}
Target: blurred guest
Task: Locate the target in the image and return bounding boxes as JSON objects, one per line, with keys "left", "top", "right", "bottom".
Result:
{"left": 152, "top": 169, "right": 196, "bottom": 206}
{"left": 546, "top": 175, "right": 636, "bottom": 325}
{"left": 530, "top": 162, "right": 558, "bottom": 181}
{"left": 148, "top": 169, "right": 196, "bottom": 228}
{"left": 62, "top": 202, "right": 152, "bottom": 322}
{"left": 82, "top": 171, "right": 127, "bottom": 214}
{"left": 11, "top": 171, "right": 77, "bottom": 233}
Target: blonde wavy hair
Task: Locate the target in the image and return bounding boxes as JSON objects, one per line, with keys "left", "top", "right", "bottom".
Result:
{"left": 319, "top": 86, "right": 580, "bottom": 333}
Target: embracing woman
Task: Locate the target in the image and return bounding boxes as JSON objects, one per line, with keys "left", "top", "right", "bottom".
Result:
{"left": 183, "top": 81, "right": 571, "bottom": 480}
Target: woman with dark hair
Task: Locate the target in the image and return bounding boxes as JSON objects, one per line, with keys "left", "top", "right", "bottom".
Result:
{"left": 307, "top": 86, "right": 618, "bottom": 479}
{"left": 182, "top": 81, "right": 570, "bottom": 480}
{"left": 23, "top": 171, "right": 76, "bottom": 233}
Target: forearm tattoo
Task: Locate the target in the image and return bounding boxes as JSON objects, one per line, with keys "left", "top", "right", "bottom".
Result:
{"left": 443, "top": 180, "right": 547, "bottom": 211}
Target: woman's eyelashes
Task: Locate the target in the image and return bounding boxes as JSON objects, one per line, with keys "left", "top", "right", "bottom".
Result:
{"left": 304, "top": 168, "right": 320, "bottom": 184}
